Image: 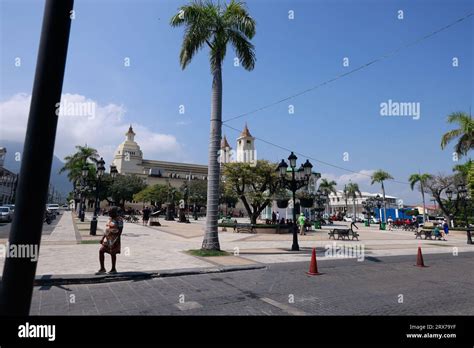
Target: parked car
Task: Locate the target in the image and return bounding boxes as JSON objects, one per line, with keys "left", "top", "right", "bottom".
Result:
{"left": 370, "top": 217, "right": 380, "bottom": 224}
{"left": 343, "top": 216, "right": 353, "bottom": 222}
{"left": 0, "top": 206, "right": 13, "bottom": 222}
{"left": 46, "top": 204, "right": 60, "bottom": 215}
{"left": 4, "top": 204, "right": 15, "bottom": 213}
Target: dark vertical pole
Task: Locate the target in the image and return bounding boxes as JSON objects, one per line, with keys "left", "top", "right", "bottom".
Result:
{"left": 466, "top": 198, "right": 472, "bottom": 245}
{"left": 291, "top": 169, "right": 299, "bottom": 251}
{"left": 90, "top": 176, "right": 100, "bottom": 236}
{"left": 0, "top": 0, "right": 74, "bottom": 316}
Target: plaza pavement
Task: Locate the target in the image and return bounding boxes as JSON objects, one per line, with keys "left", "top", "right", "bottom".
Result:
{"left": 0, "top": 210, "right": 473, "bottom": 277}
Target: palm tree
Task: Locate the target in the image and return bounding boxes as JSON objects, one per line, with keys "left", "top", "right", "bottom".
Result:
{"left": 342, "top": 184, "right": 349, "bottom": 213}
{"left": 453, "top": 159, "right": 473, "bottom": 179}
{"left": 440, "top": 111, "right": 473, "bottom": 158}
{"left": 345, "top": 182, "right": 361, "bottom": 221}
{"left": 171, "top": 1, "right": 256, "bottom": 250}
{"left": 60, "top": 145, "right": 99, "bottom": 185}
{"left": 408, "top": 173, "right": 432, "bottom": 223}
{"left": 319, "top": 178, "right": 337, "bottom": 215}
{"left": 371, "top": 170, "right": 393, "bottom": 223}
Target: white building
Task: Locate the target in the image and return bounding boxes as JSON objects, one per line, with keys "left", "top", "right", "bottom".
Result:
{"left": 327, "top": 190, "right": 398, "bottom": 215}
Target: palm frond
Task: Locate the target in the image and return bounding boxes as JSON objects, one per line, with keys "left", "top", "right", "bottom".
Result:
{"left": 224, "top": 0, "right": 256, "bottom": 39}
{"left": 227, "top": 29, "right": 256, "bottom": 70}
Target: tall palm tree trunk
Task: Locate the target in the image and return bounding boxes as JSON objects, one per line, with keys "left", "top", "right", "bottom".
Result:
{"left": 420, "top": 182, "right": 427, "bottom": 223}
{"left": 202, "top": 61, "right": 222, "bottom": 250}
{"left": 352, "top": 198, "right": 356, "bottom": 222}
{"left": 382, "top": 181, "right": 387, "bottom": 223}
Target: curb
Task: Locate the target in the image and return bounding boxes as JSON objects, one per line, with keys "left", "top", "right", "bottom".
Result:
{"left": 26, "top": 264, "right": 267, "bottom": 286}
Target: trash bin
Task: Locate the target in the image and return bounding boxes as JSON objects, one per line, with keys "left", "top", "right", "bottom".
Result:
{"left": 314, "top": 221, "right": 321, "bottom": 229}
{"left": 379, "top": 222, "right": 386, "bottom": 230}
{"left": 364, "top": 219, "right": 369, "bottom": 227}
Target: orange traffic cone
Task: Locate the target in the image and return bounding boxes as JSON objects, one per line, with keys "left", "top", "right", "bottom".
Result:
{"left": 307, "top": 248, "right": 322, "bottom": 275}
{"left": 415, "top": 246, "right": 427, "bottom": 267}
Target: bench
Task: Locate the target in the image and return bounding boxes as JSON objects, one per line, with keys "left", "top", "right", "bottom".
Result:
{"left": 415, "top": 229, "right": 444, "bottom": 240}
{"left": 328, "top": 229, "right": 359, "bottom": 241}
{"left": 234, "top": 224, "right": 255, "bottom": 234}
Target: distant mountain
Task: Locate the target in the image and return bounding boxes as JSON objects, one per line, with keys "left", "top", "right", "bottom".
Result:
{"left": 1, "top": 140, "right": 72, "bottom": 198}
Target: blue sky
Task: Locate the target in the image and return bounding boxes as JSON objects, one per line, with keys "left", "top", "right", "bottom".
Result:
{"left": 0, "top": 0, "right": 472, "bottom": 204}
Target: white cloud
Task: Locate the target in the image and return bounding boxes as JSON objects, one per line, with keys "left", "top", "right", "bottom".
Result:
{"left": 0, "top": 93, "right": 184, "bottom": 164}
{"left": 320, "top": 169, "right": 423, "bottom": 204}
{"left": 321, "top": 169, "right": 375, "bottom": 188}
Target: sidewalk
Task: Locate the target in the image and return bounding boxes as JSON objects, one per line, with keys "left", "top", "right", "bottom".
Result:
{"left": 0, "top": 212, "right": 472, "bottom": 281}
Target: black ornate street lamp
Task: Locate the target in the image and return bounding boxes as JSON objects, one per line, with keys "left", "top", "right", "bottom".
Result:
{"left": 110, "top": 164, "right": 118, "bottom": 179}
{"left": 446, "top": 188, "right": 453, "bottom": 200}
{"left": 277, "top": 152, "right": 313, "bottom": 251}
{"left": 90, "top": 157, "right": 105, "bottom": 236}
{"left": 314, "top": 190, "right": 326, "bottom": 222}
{"left": 375, "top": 194, "right": 383, "bottom": 228}
{"left": 79, "top": 164, "right": 89, "bottom": 222}
{"left": 457, "top": 184, "right": 472, "bottom": 245}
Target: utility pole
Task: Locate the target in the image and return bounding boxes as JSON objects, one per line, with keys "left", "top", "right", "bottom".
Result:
{"left": 0, "top": 0, "right": 74, "bottom": 315}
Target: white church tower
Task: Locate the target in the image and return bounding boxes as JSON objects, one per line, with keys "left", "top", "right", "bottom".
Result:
{"left": 112, "top": 125, "right": 144, "bottom": 174}
{"left": 236, "top": 123, "right": 256, "bottom": 163}
{"left": 220, "top": 135, "right": 232, "bottom": 165}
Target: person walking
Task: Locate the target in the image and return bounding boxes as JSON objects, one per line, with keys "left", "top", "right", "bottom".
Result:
{"left": 387, "top": 216, "right": 393, "bottom": 231}
{"left": 96, "top": 206, "right": 123, "bottom": 274}
{"left": 276, "top": 211, "right": 280, "bottom": 222}
{"left": 272, "top": 211, "right": 277, "bottom": 224}
{"left": 298, "top": 214, "right": 306, "bottom": 236}
{"left": 142, "top": 206, "right": 151, "bottom": 226}
{"left": 442, "top": 219, "right": 449, "bottom": 241}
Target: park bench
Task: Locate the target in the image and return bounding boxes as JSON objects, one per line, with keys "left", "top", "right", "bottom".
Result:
{"left": 329, "top": 222, "right": 359, "bottom": 241}
{"left": 328, "top": 229, "right": 359, "bottom": 240}
{"left": 415, "top": 222, "right": 443, "bottom": 240}
{"left": 234, "top": 223, "right": 255, "bottom": 234}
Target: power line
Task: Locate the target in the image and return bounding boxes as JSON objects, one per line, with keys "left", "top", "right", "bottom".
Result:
{"left": 223, "top": 12, "right": 473, "bottom": 124}
{"left": 223, "top": 123, "right": 411, "bottom": 186}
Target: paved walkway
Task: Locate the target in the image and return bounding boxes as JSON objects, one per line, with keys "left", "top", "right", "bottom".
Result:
{"left": 0, "top": 211, "right": 472, "bottom": 276}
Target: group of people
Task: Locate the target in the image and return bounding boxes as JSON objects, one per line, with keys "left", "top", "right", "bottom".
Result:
{"left": 433, "top": 220, "right": 450, "bottom": 240}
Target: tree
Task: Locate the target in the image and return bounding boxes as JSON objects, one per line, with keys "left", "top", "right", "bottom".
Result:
{"left": 222, "top": 160, "right": 279, "bottom": 224}
{"left": 440, "top": 111, "right": 473, "bottom": 158}
{"left": 345, "top": 182, "right": 361, "bottom": 221}
{"left": 318, "top": 178, "right": 337, "bottom": 215}
{"left": 60, "top": 145, "right": 99, "bottom": 185}
{"left": 60, "top": 145, "right": 100, "bottom": 210}
{"left": 219, "top": 182, "right": 238, "bottom": 214}
{"left": 342, "top": 184, "right": 349, "bottom": 213}
{"left": 370, "top": 170, "right": 393, "bottom": 223}
{"left": 424, "top": 174, "right": 465, "bottom": 226}
{"left": 133, "top": 184, "right": 169, "bottom": 207}
{"left": 190, "top": 180, "right": 208, "bottom": 209}
{"left": 108, "top": 174, "right": 147, "bottom": 207}
{"left": 408, "top": 173, "right": 432, "bottom": 223}
{"left": 171, "top": 0, "right": 256, "bottom": 250}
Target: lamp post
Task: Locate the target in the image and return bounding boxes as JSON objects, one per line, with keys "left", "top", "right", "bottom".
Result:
{"left": 314, "top": 190, "right": 326, "bottom": 223}
{"left": 110, "top": 164, "right": 118, "bottom": 180}
{"left": 277, "top": 152, "right": 313, "bottom": 251}
{"left": 375, "top": 194, "right": 383, "bottom": 228}
{"left": 89, "top": 158, "right": 105, "bottom": 236}
{"left": 79, "top": 164, "right": 88, "bottom": 222}
{"left": 457, "top": 184, "right": 472, "bottom": 245}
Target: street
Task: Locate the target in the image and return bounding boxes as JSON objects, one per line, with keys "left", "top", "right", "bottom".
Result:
{"left": 30, "top": 252, "right": 474, "bottom": 315}
{"left": 0, "top": 213, "right": 60, "bottom": 239}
